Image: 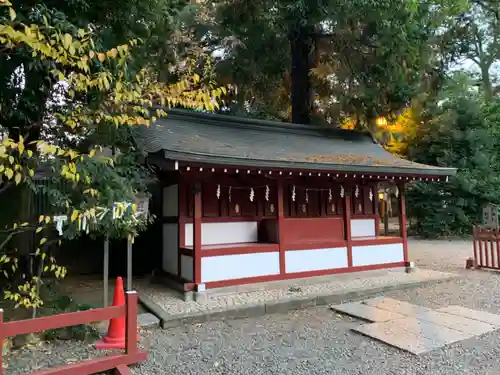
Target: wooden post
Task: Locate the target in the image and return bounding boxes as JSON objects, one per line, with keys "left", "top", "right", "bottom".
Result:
{"left": 103, "top": 238, "right": 109, "bottom": 307}
{"left": 343, "top": 188, "right": 353, "bottom": 268}
{"left": 126, "top": 236, "right": 133, "bottom": 291}
{"left": 125, "top": 291, "right": 138, "bottom": 355}
{"left": 373, "top": 185, "right": 380, "bottom": 236}
{"left": 383, "top": 197, "right": 389, "bottom": 236}
{"left": 0, "top": 309, "right": 3, "bottom": 375}
{"left": 398, "top": 184, "right": 409, "bottom": 266}
{"left": 473, "top": 226, "right": 478, "bottom": 267}
{"left": 277, "top": 181, "right": 286, "bottom": 275}
{"left": 193, "top": 183, "right": 202, "bottom": 285}
{"left": 178, "top": 180, "right": 187, "bottom": 277}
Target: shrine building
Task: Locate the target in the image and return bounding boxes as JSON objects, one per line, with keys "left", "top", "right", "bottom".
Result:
{"left": 137, "top": 109, "right": 456, "bottom": 294}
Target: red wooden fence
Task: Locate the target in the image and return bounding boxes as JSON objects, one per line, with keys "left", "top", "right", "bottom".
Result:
{"left": 473, "top": 225, "right": 500, "bottom": 270}
{"left": 0, "top": 291, "right": 146, "bottom": 375}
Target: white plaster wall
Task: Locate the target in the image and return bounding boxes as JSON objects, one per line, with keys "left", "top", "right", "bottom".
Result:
{"left": 285, "top": 247, "right": 348, "bottom": 273}
{"left": 185, "top": 221, "right": 258, "bottom": 246}
{"left": 180, "top": 255, "right": 193, "bottom": 281}
{"left": 162, "top": 184, "right": 178, "bottom": 217}
{"left": 351, "top": 219, "right": 376, "bottom": 237}
{"left": 201, "top": 252, "right": 280, "bottom": 283}
{"left": 162, "top": 223, "right": 178, "bottom": 274}
{"left": 352, "top": 243, "right": 404, "bottom": 267}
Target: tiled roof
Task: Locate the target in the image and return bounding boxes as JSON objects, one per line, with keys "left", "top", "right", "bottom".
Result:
{"left": 134, "top": 109, "right": 455, "bottom": 177}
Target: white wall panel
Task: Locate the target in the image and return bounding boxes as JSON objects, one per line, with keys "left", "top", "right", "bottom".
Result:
{"left": 162, "top": 184, "right": 178, "bottom": 217}
{"left": 352, "top": 243, "right": 404, "bottom": 267}
{"left": 285, "top": 247, "right": 348, "bottom": 273}
{"left": 162, "top": 223, "right": 178, "bottom": 274}
{"left": 201, "top": 252, "right": 280, "bottom": 283}
{"left": 185, "top": 221, "right": 258, "bottom": 246}
{"left": 351, "top": 219, "right": 376, "bottom": 237}
{"left": 180, "top": 255, "right": 193, "bottom": 281}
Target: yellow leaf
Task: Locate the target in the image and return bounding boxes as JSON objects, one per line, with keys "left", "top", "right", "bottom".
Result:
{"left": 36, "top": 227, "right": 43, "bottom": 233}
{"left": 9, "top": 7, "right": 15, "bottom": 21}
{"left": 106, "top": 48, "right": 118, "bottom": 58}
{"left": 27, "top": 150, "right": 33, "bottom": 158}
{"left": 18, "top": 142, "right": 24, "bottom": 154}
{"left": 4, "top": 168, "right": 13, "bottom": 180}
{"left": 0, "top": 165, "right": 4, "bottom": 173}
{"left": 71, "top": 210, "right": 78, "bottom": 222}
{"left": 40, "top": 238, "right": 47, "bottom": 245}
{"left": 45, "top": 216, "right": 51, "bottom": 224}
{"left": 39, "top": 215, "right": 44, "bottom": 223}
{"left": 63, "top": 33, "right": 72, "bottom": 49}
{"left": 14, "top": 173, "right": 21, "bottom": 185}
{"left": 8, "top": 156, "right": 13, "bottom": 164}
{"left": 97, "top": 53, "right": 105, "bottom": 62}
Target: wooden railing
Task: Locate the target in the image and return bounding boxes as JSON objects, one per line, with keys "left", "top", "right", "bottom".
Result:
{"left": 0, "top": 291, "right": 146, "bottom": 375}
{"left": 473, "top": 226, "right": 500, "bottom": 270}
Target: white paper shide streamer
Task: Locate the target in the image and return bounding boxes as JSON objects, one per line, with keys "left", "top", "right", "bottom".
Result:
{"left": 216, "top": 184, "right": 221, "bottom": 199}
{"left": 249, "top": 188, "right": 254, "bottom": 202}
{"left": 292, "top": 185, "right": 296, "bottom": 202}
{"left": 265, "top": 185, "right": 270, "bottom": 201}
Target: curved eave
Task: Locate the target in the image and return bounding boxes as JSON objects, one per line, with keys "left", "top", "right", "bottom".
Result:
{"left": 162, "top": 150, "right": 456, "bottom": 178}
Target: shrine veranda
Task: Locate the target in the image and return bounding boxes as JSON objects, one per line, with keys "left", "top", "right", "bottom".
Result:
{"left": 136, "top": 110, "right": 456, "bottom": 293}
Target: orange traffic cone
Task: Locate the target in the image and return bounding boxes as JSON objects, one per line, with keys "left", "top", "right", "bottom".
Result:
{"left": 96, "top": 277, "right": 126, "bottom": 349}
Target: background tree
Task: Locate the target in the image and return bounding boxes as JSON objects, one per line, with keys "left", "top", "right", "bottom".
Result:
{"left": 0, "top": 0, "right": 224, "bottom": 310}
{"left": 405, "top": 76, "right": 500, "bottom": 237}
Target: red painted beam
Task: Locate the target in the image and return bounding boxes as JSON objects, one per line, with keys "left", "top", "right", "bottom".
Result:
{"left": 27, "top": 352, "right": 147, "bottom": 375}
{"left": 3, "top": 305, "right": 125, "bottom": 337}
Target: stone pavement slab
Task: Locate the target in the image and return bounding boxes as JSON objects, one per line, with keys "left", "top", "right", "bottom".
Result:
{"left": 413, "top": 310, "right": 495, "bottom": 335}
{"left": 389, "top": 317, "right": 472, "bottom": 344}
{"left": 330, "top": 301, "right": 406, "bottom": 322}
{"left": 437, "top": 305, "right": 500, "bottom": 327}
{"left": 353, "top": 322, "right": 443, "bottom": 355}
{"left": 363, "top": 297, "right": 432, "bottom": 316}
{"left": 138, "top": 312, "right": 161, "bottom": 328}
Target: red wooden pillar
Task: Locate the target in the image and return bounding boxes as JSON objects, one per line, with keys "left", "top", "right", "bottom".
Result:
{"left": 125, "top": 291, "right": 138, "bottom": 355}
{"left": 344, "top": 188, "right": 353, "bottom": 268}
{"left": 0, "top": 308, "right": 3, "bottom": 375}
{"left": 178, "top": 180, "right": 187, "bottom": 277}
{"left": 193, "top": 183, "right": 202, "bottom": 286}
{"left": 398, "top": 184, "right": 409, "bottom": 265}
{"left": 277, "top": 180, "right": 286, "bottom": 275}
{"left": 373, "top": 184, "right": 380, "bottom": 236}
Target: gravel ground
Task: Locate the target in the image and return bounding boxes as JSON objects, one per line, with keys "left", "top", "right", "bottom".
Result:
{"left": 9, "top": 238, "right": 500, "bottom": 375}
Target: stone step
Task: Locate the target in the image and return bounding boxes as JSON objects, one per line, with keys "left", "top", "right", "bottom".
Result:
{"left": 330, "top": 301, "right": 406, "bottom": 322}
{"left": 437, "top": 305, "right": 500, "bottom": 327}
{"left": 362, "top": 297, "right": 432, "bottom": 316}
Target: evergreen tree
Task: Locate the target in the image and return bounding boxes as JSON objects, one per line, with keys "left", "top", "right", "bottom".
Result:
{"left": 406, "top": 96, "right": 500, "bottom": 237}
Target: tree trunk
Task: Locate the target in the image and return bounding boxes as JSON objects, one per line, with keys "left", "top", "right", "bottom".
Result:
{"left": 481, "top": 64, "right": 493, "bottom": 102}
{"left": 289, "top": 25, "right": 313, "bottom": 124}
